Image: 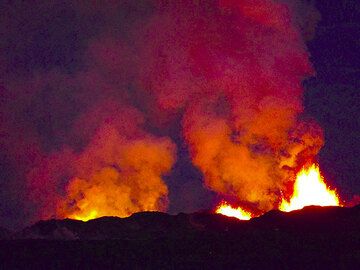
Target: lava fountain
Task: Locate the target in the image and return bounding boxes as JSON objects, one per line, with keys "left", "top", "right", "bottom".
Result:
{"left": 280, "top": 163, "right": 340, "bottom": 212}
{"left": 215, "top": 201, "right": 253, "bottom": 220}
{"left": 216, "top": 163, "right": 341, "bottom": 220}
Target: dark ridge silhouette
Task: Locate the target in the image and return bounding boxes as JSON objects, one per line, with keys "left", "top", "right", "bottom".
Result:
{"left": 1, "top": 205, "right": 360, "bottom": 269}
{"left": 250, "top": 205, "right": 360, "bottom": 232}
{"left": 12, "top": 210, "right": 246, "bottom": 240}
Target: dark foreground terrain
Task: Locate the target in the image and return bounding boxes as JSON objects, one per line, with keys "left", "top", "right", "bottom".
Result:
{"left": 1, "top": 205, "right": 359, "bottom": 269}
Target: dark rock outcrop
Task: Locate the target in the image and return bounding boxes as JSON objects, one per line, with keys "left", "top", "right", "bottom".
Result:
{"left": 12, "top": 205, "right": 360, "bottom": 240}
{"left": 1, "top": 205, "right": 359, "bottom": 269}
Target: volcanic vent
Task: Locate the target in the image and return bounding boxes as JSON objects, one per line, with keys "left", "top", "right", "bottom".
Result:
{"left": 0, "top": 0, "right": 356, "bottom": 229}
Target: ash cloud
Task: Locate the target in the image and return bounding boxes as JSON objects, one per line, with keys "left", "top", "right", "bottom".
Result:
{"left": 0, "top": 0, "right": 322, "bottom": 227}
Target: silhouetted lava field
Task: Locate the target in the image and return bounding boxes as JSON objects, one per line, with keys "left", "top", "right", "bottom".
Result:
{"left": 1, "top": 205, "right": 359, "bottom": 269}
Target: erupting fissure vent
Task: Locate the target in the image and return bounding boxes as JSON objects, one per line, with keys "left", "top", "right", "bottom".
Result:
{"left": 2, "top": 1, "right": 343, "bottom": 226}
{"left": 216, "top": 163, "right": 341, "bottom": 220}
{"left": 215, "top": 201, "right": 253, "bottom": 220}
{"left": 280, "top": 163, "right": 340, "bottom": 212}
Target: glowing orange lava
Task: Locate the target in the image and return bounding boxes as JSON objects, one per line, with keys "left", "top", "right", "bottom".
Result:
{"left": 280, "top": 163, "right": 340, "bottom": 212}
{"left": 215, "top": 201, "right": 253, "bottom": 220}
{"left": 69, "top": 209, "right": 98, "bottom": 222}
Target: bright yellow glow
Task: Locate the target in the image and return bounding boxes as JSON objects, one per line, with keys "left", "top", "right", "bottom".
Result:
{"left": 70, "top": 209, "right": 98, "bottom": 222}
{"left": 280, "top": 163, "right": 340, "bottom": 212}
{"left": 215, "top": 201, "right": 252, "bottom": 220}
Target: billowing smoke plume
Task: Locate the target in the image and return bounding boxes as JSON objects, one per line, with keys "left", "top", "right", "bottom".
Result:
{"left": 27, "top": 100, "right": 176, "bottom": 221}
{"left": 135, "top": 0, "right": 324, "bottom": 211}
{"left": 0, "top": 0, "right": 322, "bottom": 226}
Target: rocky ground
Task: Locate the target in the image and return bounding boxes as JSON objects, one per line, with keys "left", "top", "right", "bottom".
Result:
{"left": 0, "top": 205, "right": 359, "bottom": 269}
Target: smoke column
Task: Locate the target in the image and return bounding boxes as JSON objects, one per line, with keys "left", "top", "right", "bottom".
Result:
{"left": 27, "top": 100, "right": 176, "bottom": 221}
{"left": 0, "top": 0, "right": 322, "bottom": 226}
{"left": 137, "top": 0, "right": 323, "bottom": 211}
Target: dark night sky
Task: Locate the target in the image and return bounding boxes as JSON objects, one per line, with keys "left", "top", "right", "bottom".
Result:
{"left": 304, "top": 0, "right": 360, "bottom": 200}
{"left": 0, "top": 0, "right": 359, "bottom": 229}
